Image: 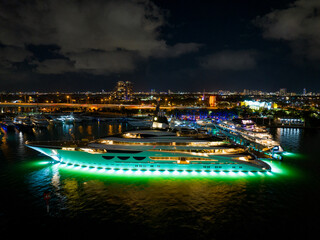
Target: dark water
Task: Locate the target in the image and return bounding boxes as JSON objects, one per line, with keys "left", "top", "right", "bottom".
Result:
{"left": 1, "top": 122, "right": 320, "bottom": 239}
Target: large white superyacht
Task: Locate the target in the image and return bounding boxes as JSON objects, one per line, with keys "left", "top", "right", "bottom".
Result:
{"left": 214, "top": 118, "right": 283, "bottom": 154}
{"left": 26, "top": 116, "right": 272, "bottom": 173}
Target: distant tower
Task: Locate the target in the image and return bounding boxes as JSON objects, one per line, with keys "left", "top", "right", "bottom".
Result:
{"left": 114, "top": 81, "right": 133, "bottom": 100}
{"left": 303, "top": 88, "right": 306, "bottom": 95}
{"left": 209, "top": 95, "right": 216, "bottom": 107}
{"left": 279, "top": 88, "right": 287, "bottom": 96}
{"left": 125, "top": 81, "right": 133, "bottom": 100}
{"left": 115, "top": 81, "right": 126, "bottom": 99}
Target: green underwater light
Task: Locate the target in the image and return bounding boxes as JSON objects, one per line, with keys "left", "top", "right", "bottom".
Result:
{"left": 53, "top": 161, "right": 279, "bottom": 179}
{"left": 27, "top": 156, "right": 297, "bottom": 179}
{"left": 282, "top": 152, "right": 294, "bottom": 156}
{"left": 37, "top": 161, "right": 53, "bottom": 165}
{"left": 281, "top": 151, "right": 302, "bottom": 158}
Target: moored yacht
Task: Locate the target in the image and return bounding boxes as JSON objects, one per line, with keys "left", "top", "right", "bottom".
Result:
{"left": 13, "top": 116, "right": 34, "bottom": 131}
{"left": 0, "top": 117, "right": 15, "bottom": 131}
{"left": 26, "top": 127, "right": 271, "bottom": 173}
{"left": 196, "top": 118, "right": 216, "bottom": 127}
{"left": 31, "top": 115, "right": 49, "bottom": 128}
{"left": 26, "top": 105, "right": 272, "bottom": 173}
{"left": 214, "top": 118, "right": 283, "bottom": 154}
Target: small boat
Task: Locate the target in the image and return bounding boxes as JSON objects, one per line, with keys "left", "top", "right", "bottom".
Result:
{"left": 196, "top": 118, "right": 216, "bottom": 127}
{"left": 56, "top": 114, "right": 83, "bottom": 124}
{"left": 0, "top": 117, "right": 15, "bottom": 131}
{"left": 13, "top": 116, "right": 34, "bottom": 131}
{"left": 31, "top": 115, "right": 49, "bottom": 128}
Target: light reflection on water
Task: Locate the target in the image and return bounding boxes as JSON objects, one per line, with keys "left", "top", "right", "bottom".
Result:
{"left": 1, "top": 123, "right": 320, "bottom": 238}
{"left": 272, "top": 127, "right": 302, "bottom": 152}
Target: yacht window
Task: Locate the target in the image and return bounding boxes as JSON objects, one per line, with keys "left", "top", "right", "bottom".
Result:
{"left": 102, "top": 156, "right": 115, "bottom": 160}
{"left": 133, "top": 157, "right": 146, "bottom": 160}
{"left": 149, "top": 157, "right": 213, "bottom": 161}
{"left": 107, "top": 150, "right": 142, "bottom": 154}
{"left": 118, "top": 156, "right": 130, "bottom": 160}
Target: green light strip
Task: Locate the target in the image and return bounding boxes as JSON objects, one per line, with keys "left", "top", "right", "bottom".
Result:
{"left": 54, "top": 162, "right": 275, "bottom": 178}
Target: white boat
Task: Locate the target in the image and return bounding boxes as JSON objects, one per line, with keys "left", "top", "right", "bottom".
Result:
{"left": 55, "top": 115, "right": 82, "bottom": 124}
{"left": 31, "top": 115, "right": 49, "bottom": 128}
{"left": 13, "top": 116, "right": 34, "bottom": 130}
{"left": 26, "top": 105, "right": 272, "bottom": 173}
{"left": 214, "top": 118, "right": 283, "bottom": 153}
{"left": 26, "top": 118, "right": 272, "bottom": 173}
{"left": 196, "top": 118, "right": 216, "bottom": 127}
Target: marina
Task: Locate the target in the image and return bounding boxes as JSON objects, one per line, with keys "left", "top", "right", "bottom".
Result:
{"left": 0, "top": 115, "right": 319, "bottom": 239}
{"left": 1, "top": 108, "right": 286, "bottom": 176}
{"left": 8, "top": 105, "right": 278, "bottom": 175}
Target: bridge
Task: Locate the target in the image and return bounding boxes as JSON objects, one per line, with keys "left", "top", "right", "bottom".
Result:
{"left": 0, "top": 102, "right": 217, "bottom": 110}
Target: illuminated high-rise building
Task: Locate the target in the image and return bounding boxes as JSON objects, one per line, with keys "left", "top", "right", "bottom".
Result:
{"left": 125, "top": 81, "right": 133, "bottom": 100}
{"left": 114, "top": 81, "right": 133, "bottom": 100}
{"left": 303, "top": 88, "right": 306, "bottom": 95}
{"left": 209, "top": 95, "right": 216, "bottom": 107}
{"left": 279, "top": 88, "right": 287, "bottom": 96}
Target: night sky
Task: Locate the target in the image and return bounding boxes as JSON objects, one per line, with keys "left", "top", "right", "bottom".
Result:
{"left": 0, "top": 0, "right": 319, "bottom": 93}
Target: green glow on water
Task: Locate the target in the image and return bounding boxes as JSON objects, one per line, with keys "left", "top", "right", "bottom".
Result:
{"left": 25, "top": 153, "right": 303, "bottom": 181}
{"left": 37, "top": 161, "right": 54, "bottom": 165}
{"left": 282, "top": 151, "right": 304, "bottom": 158}
{"left": 29, "top": 160, "right": 294, "bottom": 180}
{"left": 282, "top": 152, "right": 294, "bottom": 156}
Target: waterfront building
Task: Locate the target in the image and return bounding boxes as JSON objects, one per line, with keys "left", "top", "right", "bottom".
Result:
{"left": 279, "top": 88, "right": 287, "bottom": 96}
{"left": 303, "top": 88, "right": 307, "bottom": 95}
{"left": 242, "top": 100, "right": 275, "bottom": 110}
{"left": 209, "top": 95, "right": 216, "bottom": 107}
{"left": 114, "top": 81, "right": 133, "bottom": 100}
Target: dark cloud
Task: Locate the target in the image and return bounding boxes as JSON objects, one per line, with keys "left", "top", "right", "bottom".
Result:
{"left": 0, "top": 0, "right": 318, "bottom": 92}
{"left": 0, "top": 0, "right": 201, "bottom": 75}
{"left": 0, "top": 46, "right": 32, "bottom": 70}
{"left": 256, "top": 0, "right": 320, "bottom": 60}
{"left": 0, "top": 46, "right": 32, "bottom": 62}
{"left": 199, "top": 50, "right": 257, "bottom": 70}
{"left": 32, "top": 59, "right": 75, "bottom": 74}
{"left": 150, "top": 43, "right": 203, "bottom": 58}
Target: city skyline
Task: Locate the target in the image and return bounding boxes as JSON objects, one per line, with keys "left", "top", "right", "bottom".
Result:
{"left": 1, "top": 87, "right": 319, "bottom": 96}
{"left": 0, "top": 0, "right": 320, "bottom": 92}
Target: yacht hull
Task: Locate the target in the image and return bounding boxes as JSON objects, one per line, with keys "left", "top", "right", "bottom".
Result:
{"left": 27, "top": 145, "right": 271, "bottom": 172}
